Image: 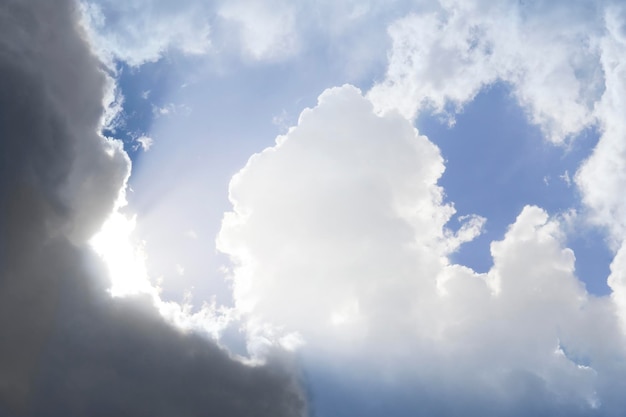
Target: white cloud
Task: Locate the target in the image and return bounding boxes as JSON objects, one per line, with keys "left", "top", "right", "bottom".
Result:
{"left": 80, "top": 0, "right": 211, "bottom": 66}
{"left": 576, "top": 5, "right": 626, "bottom": 241}
{"left": 136, "top": 135, "right": 154, "bottom": 152}
{"left": 216, "top": 85, "right": 626, "bottom": 412}
{"left": 560, "top": 5, "right": 626, "bottom": 332}
{"left": 368, "top": 0, "right": 604, "bottom": 143}
{"left": 81, "top": 0, "right": 301, "bottom": 65}
{"left": 365, "top": 0, "right": 626, "bottom": 354}
{"left": 218, "top": 85, "right": 457, "bottom": 347}
{"left": 79, "top": 0, "right": 413, "bottom": 77}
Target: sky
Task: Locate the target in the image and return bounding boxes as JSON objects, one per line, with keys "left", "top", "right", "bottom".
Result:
{"left": 3, "top": 0, "right": 626, "bottom": 416}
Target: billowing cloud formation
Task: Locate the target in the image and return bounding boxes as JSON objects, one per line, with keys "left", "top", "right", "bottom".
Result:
{"left": 0, "top": 1, "right": 306, "bottom": 416}
{"left": 574, "top": 5, "right": 626, "bottom": 332}
{"left": 577, "top": 5, "right": 626, "bottom": 238}
{"left": 218, "top": 85, "right": 626, "bottom": 414}
{"left": 219, "top": 85, "right": 462, "bottom": 346}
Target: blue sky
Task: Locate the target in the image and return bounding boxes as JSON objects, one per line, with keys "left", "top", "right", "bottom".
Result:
{"left": 418, "top": 83, "right": 613, "bottom": 295}
{"left": 11, "top": 0, "right": 626, "bottom": 415}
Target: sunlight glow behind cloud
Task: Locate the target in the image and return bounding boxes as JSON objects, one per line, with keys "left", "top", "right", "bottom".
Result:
{"left": 89, "top": 211, "right": 153, "bottom": 297}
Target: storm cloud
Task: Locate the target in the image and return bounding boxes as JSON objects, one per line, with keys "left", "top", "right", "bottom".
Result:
{"left": 0, "top": 1, "right": 306, "bottom": 416}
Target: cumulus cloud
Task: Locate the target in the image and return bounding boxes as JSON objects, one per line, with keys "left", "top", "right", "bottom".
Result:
{"left": 576, "top": 5, "right": 626, "bottom": 238}
{"left": 366, "top": 0, "right": 626, "bottom": 340}
{"left": 0, "top": 1, "right": 306, "bottom": 415}
{"left": 218, "top": 85, "right": 455, "bottom": 347}
{"left": 579, "top": 6, "right": 626, "bottom": 330}
{"left": 217, "top": 85, "right": 626, "bottom": 414}
{"left": 368, "top": 0, "right": 604, "bottom": 143}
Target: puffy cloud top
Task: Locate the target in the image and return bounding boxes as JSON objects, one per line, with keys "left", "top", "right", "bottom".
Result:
{"left": 218, "top": 84, "right": 626, "bottom": 415}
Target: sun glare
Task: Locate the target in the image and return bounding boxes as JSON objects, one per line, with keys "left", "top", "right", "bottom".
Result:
{"left": 89, "top": 211, "right": 155, "bottom": 297}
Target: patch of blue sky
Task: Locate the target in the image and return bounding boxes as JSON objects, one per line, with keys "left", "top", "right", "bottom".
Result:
{"left": 103, "top": 60, "right": 177, "bottom": 162}
{"left": 417, "top": 82, "right": 612, "bottom": 296}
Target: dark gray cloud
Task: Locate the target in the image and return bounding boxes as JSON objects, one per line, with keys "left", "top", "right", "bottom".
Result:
{"left": 0, "top": 1, "right": 307, "bottom": 416}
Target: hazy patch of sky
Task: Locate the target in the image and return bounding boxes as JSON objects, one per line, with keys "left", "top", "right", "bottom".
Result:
{"left": 303, "top": 362, "right": 418, "bottom": 417}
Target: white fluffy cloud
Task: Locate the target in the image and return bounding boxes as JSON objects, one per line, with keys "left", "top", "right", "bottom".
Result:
{"left": 584, "top": 7, "right": 626, "bottom": 328}
{"left": 366, "top": 0, "right": 626, "bottom": 337}
{"left": 218, "top": 85, "right": 457, "bottom": 347}
{"left": 368, "top": 0, "right": 604, "bottom": 143}
{"left": 576, "top": 5, "right": 626, "bottom": 239}
{"left": 217, "top": 85, "right": 626, "bottom": 412}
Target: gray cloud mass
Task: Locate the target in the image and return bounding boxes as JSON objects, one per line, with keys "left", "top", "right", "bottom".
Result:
{"left": 0, "top": 0, "right": 306, "bottom": 416}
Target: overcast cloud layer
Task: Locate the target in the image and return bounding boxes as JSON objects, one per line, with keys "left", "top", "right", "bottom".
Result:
{"left": 0, "top": 1, "right": 306, "bottom": 416}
